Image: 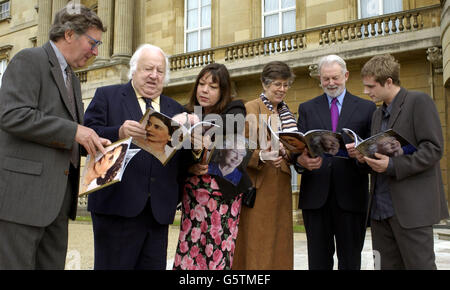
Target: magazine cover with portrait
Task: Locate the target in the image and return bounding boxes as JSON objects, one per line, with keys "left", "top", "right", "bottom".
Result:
{"left": 343, "top": 128, "right": 416, "bottom": 158}
{"left": 79, "top": 138, "right": 139, "bottom": 196}
{"left": 207, "top": 136, "right": 253, "bottom": 190}
{"left": 132, "top": 108, "right": 186, "bottom": 166}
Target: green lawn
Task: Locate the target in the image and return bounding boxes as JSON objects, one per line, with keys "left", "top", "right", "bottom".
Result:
{"left": 76, "top": 216, "right": 306, "bottom": 233}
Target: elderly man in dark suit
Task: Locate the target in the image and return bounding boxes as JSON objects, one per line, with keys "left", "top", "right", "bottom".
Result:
{"left": 355, "top": 54, "right": 449, "bottom": 269}
{"left": 295, "top": 55, "right": 376, "bottom": 270}
{"left": 84, "top": 44, "right": 187, "bottom": 270}
{"left": 0, "top": 5, "right": 109, "bottom": 269}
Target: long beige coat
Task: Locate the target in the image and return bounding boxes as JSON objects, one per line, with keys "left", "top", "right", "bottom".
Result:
{"left": 233, "top": 97, "right": 293, "bottom": 270}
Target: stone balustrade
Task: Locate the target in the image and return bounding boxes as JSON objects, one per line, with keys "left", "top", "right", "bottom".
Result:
{"left": 75, "top": 4, "right": 441, "bottom": 82}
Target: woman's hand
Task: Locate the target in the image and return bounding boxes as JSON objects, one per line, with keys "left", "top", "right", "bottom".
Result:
{"left": 188, "top": 163, "right": 209, "bottom": 176}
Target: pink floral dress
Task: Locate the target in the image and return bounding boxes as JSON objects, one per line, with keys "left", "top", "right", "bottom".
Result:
{"left": 173, "top": 174, "right": 243, "bottom": 270}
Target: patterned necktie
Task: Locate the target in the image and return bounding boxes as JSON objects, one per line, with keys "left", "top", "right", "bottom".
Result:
{"left": 330, "top": 97, "right": 339, "bottom": 132}
{"left": 143, "top": 97, "right": 154, "bottom": 110}
{"left": 65, "top": 65, "right": 79, "bottom": 168}
{"left": 65, "top": 66, "right": 78, "bottom": 120}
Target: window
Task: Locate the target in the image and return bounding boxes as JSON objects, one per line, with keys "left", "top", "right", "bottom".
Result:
{"left": 358, "top": 0, "right": 402, "bottom": 36}
{"left": 358, "top": 0, "right": 402, "bottom": 18}
{"left": 185, "top": 0, "right": 211, "bottom": 53}
{"left": 0, "top": 1, "right": 10, "bottom": 21}
{"left": 0, "top": 59, "right": 7, "bottom": 88}
{"left": 262, "top": 0, "right": 296, "bottom": 37}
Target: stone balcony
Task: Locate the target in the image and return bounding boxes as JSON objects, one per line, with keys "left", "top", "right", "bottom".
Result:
{"left": 167, "top": 4, "right": 442, "bottom": 87}
{"left": 75, "top": 4, "right": 442, "bottom": 91}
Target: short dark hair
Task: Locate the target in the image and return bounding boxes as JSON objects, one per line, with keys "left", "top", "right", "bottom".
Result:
{"left": 49, "top": 4, "right": 106, "bottom": 42}
{"left": 361, "top": 54, "right": 401, "bottom": 86}
{"left": 260, "top": 61, "right": 295, "bottom": 87}
{"left": 186, "top": 63, "right": 234, "bottom": 114}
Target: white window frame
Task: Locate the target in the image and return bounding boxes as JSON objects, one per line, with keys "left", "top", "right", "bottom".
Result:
{"left": 184, "top": 0, "right": 211, "bottom": 53}
{"left": 0, "top": 59, "right": 8, "bottom": 88}
{"left": 357, "top": 0, "right": 402, "bottom": 19}
{"left": 357, "top": 0, "right": 403, "bottom": 37}
{"left": 0, "top": 1, "right": 10, "bottom": 21}
{"left": 261, "top": 0, "right": 296, "bottom": 38}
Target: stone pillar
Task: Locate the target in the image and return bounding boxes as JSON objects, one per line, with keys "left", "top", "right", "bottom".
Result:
{"left": 112, "top": 0, "right": 134, "bottom": 61}
{"left": 37, "top": 0, "right": 53, "bottom": 46}
{"left": 52, "top": 0, "right": 68, "bottom": 22}
{"left": 133, "top": 0, "right": 146, "bottom": 51}
{"left": 95, "top": 0, "right": 114, "bottom": 64}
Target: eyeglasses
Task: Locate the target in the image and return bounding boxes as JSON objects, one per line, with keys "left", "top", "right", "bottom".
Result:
{"left": 84, "top": 34, "right": 102, "bottom": 51}
{"left": 271, "top": 81, "right": 291, "bottom": 89}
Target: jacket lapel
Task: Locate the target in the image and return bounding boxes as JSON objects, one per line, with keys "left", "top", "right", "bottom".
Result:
{"left": 314, "top": 94, "right": 332, "bottom": 131}
{"left": 337, "top": 92, "right": 358, "bottom": 131}
{"left": 387, "top": 88, "right": 407, "bottom": 129}
{"left": 120, "top": 81, "right": 143, "bottom": 122}
{"left": 44, "top": 42, "right": 78, "bottom": 122}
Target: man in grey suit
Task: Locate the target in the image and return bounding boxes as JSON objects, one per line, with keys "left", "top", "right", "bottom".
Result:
{"left": 0, "top": 5, "right": 109, "bottom": 270}
{"left": 352, "top": 54, "right": 449, "bottom": 269}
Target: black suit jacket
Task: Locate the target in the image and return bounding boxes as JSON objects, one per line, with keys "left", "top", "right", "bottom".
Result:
{"left": 84, "top": 81, "right": 186, "bottom": 225}
{"left": 296, "top": 91, "right": 376, "bottom": 212}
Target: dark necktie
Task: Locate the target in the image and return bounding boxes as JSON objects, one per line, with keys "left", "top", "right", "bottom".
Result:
{"left": 143, "top": 97, "right": 154, "bottom": 110}
{"left": 65, "top": 66, "right": 79, "bottom": 168}
{"left": 330, "top": 97, "right": 339, "bottom": 132}
{"left": 65, "top": 66, "right": 78, "bottom": 120}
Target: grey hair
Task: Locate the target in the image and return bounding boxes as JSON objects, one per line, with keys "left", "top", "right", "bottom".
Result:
{"left": 49, "top": 3, "right": 105, "bottom": 41}
{"left": 128, "top": 44, "right": 170, "bottom": 85}
{"left": 318, "top": 55, "right": 348, "bottom": 75}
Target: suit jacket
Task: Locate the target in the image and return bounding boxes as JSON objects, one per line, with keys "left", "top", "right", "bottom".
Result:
{"left": 0, "top": 42, "right": 81, "bottom": 227}
{"left": 370, "top": 88, "right": 449, "bottom": 228}
{"left": 84, "top": 82, "right": 186, "bottom": 225}
{"left": 296, "top": 91, "right": 376, "bottom": 212}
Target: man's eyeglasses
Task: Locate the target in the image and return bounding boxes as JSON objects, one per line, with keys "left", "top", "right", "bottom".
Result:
{"left": 85, "top": 34, "right": 102, "bottom": 51}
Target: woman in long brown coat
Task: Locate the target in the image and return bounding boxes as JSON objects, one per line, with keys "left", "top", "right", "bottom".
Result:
{"left": 233, "top": 61, "right": 297, "bottom": 270}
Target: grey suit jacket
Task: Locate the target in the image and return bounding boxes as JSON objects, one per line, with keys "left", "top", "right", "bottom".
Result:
{"left": 0, "top": 42, "right": 82, "bottom": 227}
{"left": 370, "top": 88, "right": 449, "bottom": 228}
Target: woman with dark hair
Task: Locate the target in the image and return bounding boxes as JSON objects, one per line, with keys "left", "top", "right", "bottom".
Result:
{"left": 81, "top": 143, "right": 128, "bottom": 193}
{"left": 144, "top": 112, "right": 178, "bottom": 163}
{"left": 172, "top": 63, "right": 249, "bottom": 270}
{"left": 233, "top": 61, "right": 296, "bottom": 270}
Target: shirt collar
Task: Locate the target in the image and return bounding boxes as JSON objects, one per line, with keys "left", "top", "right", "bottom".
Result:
{"left": 49, "top": 40, "right": 69, "bottom": 73}
{"left": 326, "top": 89, "right": 346, "bottom": 106}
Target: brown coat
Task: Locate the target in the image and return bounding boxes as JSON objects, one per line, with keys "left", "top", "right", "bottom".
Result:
{"left": 233, "top": 97, "right": 293, "bottom": 270}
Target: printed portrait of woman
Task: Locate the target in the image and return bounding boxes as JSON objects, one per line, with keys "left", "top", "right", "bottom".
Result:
{"left": 80, "top": 143, "right": 128, "bottom": 194}
{"left": 145, "top": 112, "right": 179, "bottom": 164}
{"left": 321, "top": 134, "right": 340, "bottom": 155}
{"left": 208, "top": 138, "right": 248, "bottom": 186}
{"left": 375, "top": 136, "right": 404, "bottom": 157}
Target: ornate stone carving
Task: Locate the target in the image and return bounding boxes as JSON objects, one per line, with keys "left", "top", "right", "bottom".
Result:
{"left": 309, "top": 64, "right": 319, "bottom": 79}
{"left": 427, "top": 46, "right": 443, "bottom": 73}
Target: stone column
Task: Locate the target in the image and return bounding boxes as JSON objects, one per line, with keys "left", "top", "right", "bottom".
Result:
{"left": 52, "top": 0, "right": 68, "bottom": 22}
{"left": 133, "top": 0, "right": 146, "bottom": 51}
{"left": 95, "top": 0, "right": 114, "bottom": 64}
{"left": 37, "top": 0, "right": 53, "bottom": 46}
{"left": 112, "top": 0, "right": 134, "bottom": 61}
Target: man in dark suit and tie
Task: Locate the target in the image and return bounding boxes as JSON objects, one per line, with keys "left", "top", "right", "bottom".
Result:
{"left": 84, "top": 44, "right": 187, "bottom": 270}
{"left": 354, "top": 54, "right": 449, "bottom": 269}
{"left": 0, "top": 5, "right": 109, "bottom": 269}
{"left": 295, "top": 55, "right": 376, "bottom": 269}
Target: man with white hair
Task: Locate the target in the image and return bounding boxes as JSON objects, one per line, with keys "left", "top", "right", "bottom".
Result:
{"left": 294, "top": 55, "right": 376, "bottom": 269}
{"left": 84, "top": 44, "right": 186, "bottom": 270}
